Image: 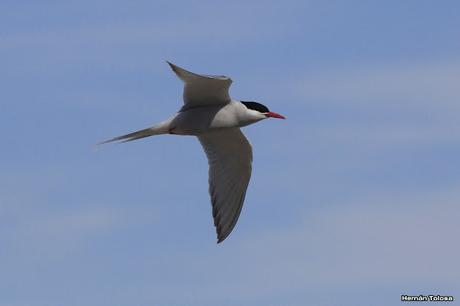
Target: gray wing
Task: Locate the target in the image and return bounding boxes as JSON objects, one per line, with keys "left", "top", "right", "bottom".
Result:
{"left": 167, "top": 61, "right": 232, "bottom": 109}
{"left": 198, "top": 128, "right": 253, "bottom": 243}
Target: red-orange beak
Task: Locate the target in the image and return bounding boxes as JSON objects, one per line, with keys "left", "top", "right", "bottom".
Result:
{"left": 265, "top": 112, "right": 286, "bottom": 119}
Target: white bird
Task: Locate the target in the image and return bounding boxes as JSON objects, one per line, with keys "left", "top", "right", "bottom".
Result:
{"left": 100, "top": 62, "right": 285, "bottom": 243}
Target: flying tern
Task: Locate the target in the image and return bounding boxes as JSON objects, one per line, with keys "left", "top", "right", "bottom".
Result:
{"left": 100, "top": 62, "right": 285, "bottom": 243}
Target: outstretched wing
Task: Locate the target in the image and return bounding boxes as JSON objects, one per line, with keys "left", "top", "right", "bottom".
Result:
{"left": 198, "top": 128, "right": 253, "bottom": 243}
{"left": 167, "top": 61, "right": 232, "bottom": 109}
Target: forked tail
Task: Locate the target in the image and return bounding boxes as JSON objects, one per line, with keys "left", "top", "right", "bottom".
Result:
{"left": 97, "top": 121, "right": 171, "bottom": 145}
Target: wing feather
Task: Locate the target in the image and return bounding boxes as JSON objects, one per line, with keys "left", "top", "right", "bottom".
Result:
{"left": 167, "top": 62, "right": 232, "bottom": 109}
{"left": 198, "top": 128, "right": 252, "bottom": 243}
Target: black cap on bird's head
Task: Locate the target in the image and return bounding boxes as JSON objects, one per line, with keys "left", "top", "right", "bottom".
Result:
{"left": 241, "top": 101, "right": 285, "bottom": 119}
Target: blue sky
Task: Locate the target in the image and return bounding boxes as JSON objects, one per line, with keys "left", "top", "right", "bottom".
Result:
{"left": 1, "top": 1, "right": 459, "bottom": 305}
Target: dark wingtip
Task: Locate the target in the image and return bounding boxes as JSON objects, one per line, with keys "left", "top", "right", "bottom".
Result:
{"left": 216, "top": 230, "right": 224, "bottom": 244}
{"left": 165, "top": 60, "right": 176, "bottom": 70}
{"left": 216, "top": 230, "right": 230, "bottom": 244}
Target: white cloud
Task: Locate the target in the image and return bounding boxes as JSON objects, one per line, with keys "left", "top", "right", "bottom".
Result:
{"left": 1, "top": 1, "right": 297, "bottom": 52}
{"left": 1, "top": 206, "right": 120, "bottom": 250}
{"left": 296, "top": 60, "right": 460, "bottom": 110}
{"left": 0, "top": 179, "right": 159, "bottom": 259}
{"left": 154, "top": 188, "right": 460, "bottom": 304}
{"left": 264, "top": 59, "right": 460, "bottom": 153}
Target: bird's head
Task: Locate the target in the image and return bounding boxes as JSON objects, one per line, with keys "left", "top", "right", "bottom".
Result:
{"left": 241, "top": 101, "right": 286, "bottom": 120}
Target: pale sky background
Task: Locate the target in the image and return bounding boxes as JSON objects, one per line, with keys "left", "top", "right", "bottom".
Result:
{"left": 1, "top": 1, "right": 460, "bottom": 306}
